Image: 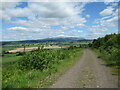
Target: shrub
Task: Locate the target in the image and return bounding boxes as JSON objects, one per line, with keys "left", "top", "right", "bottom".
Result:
{"left": 18, "top": 47, "right": 78, "bottom": 71}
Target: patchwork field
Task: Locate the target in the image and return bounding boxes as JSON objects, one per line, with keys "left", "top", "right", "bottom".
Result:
{"left": 7, "top": 46, "right": 65, "bottom": 53}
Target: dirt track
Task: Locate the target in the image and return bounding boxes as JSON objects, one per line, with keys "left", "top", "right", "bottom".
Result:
{"left": 51, "top": 49, "right": 118, "bottom": 88}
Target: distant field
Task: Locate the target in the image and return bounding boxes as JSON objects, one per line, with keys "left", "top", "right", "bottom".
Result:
{"left": 2, "top": 43, "right": 41, "bottom": 52}
{"left": 1, "top": 40, "right": 92, "bottom": 53}
{"left": 1, "top": 41, "right": 91, "bottom": 65}
{"left": 7, "top": 46, "right": 66, "bottom": 53}
{"left": 1, "top": 40, "right": 91, "bottom": 53}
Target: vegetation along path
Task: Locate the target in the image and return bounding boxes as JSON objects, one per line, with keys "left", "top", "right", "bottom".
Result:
{"left": 50, "top": 49, "right": 118, "bottom": 88}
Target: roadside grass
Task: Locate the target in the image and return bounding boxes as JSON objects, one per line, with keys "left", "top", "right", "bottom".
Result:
{"left": 2, "top": 56, "right": 22, "bottom": 64}
{"left": 2, "top": 52, "right": 24, "bottom": 65}
{"left": 37, "top": 49, "right": 83, "bottom": 88}
{"left": 92, "top": 49, "right": 119, "bottom": 76}
{"left": 2, "top": 48, "right": 83, "bottom": 88}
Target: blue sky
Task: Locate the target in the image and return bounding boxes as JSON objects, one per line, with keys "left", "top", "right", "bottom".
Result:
{"left": 1, "top": 1, "right": 119, "bottom": 41}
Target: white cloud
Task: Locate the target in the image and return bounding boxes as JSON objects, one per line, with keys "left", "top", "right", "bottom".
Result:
{"left": 1, "top": 2, "right": 88, "bottom": 40}
{"left": 100, "top": 6, "right": 114, "bottom": 16}
{"left": 1, "top": 0, "right": 119, "bottom": 2}
{"left": 8, "top": 26, "right": 27, "bottom": 30}
{"left": 93, "top": 32, "right": 104, "bottom": 35}
{"left": 1, "top": 0, "right": 22, "bottom": 2}
{"left": 94, "top": 6, "right": 118, "bottom": 28}
{"left": 89, "top": 25, "right": 108, "bottom": 33}
{"left": 56, "top": 34, "right": 79, "bottom": 38}
{"left": 86, "top": 14, "right": 90, "bottom": 18}
{"left": 89, "top": 4, "right": 118, "bottom": 38}
{"left": 2, "top": 2, "right": 87, "bottom": 38}
{"left": 1, "top": 2, "right": 87, "bottom": 27}
{"left": 28, "top": 2, "right": 81, "bottom": 18}
{"left": 67, "top": 30, "right": 83, "bottom": 37}
{"left": 56, "top": 34, "right": 66, "bottom": 37}
{"left": 78, "top": 30, "right": 83, "bottom": 32}
{"left": 1, "top": 1, "right": 119, "bottom": 41}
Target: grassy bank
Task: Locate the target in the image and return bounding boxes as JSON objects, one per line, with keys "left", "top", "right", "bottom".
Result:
{"left": 93, "top": 49, "right": 119, "bottom": 76}
{"left": 38, "top": 48, "right": 83, "bottom": 88}
{"left": 91, "top": 34, "right": 119, "bottom": 76}
{"left": 2, "top": 47, "right": 83, "bottom": 88}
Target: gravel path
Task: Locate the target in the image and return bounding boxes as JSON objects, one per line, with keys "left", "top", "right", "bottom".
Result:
{"left": 50, "top": 49, "right": 118, "bottom": 88}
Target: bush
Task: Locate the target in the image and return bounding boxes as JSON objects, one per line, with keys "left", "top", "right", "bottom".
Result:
{"left": 18, "top": 47, "right": 78, "bottom": 71}
{"left": 16, "top": 52, "right": 24, "bottom": 56}
{"left": 91, "top": 33, "right": 120, "bottom": 66}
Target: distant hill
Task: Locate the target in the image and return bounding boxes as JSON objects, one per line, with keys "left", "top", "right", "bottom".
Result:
{"left": 1, "top": 37, "right": 91, "bottom": 45}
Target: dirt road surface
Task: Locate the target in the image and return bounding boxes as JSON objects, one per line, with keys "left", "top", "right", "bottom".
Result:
{"left": 51, "top": 49, "right": 118, "bottom": 88}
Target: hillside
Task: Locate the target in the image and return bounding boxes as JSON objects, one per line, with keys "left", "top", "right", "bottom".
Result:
{"left": 1, "top": 37, "right": 87, "bottom": 45}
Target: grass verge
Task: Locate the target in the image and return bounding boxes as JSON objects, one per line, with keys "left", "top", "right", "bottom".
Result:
{"left": 37, "top": 49, "right": 83, "bottom": 88}
{"left": 92, "top": 48, "right": 119, "bottom": 76}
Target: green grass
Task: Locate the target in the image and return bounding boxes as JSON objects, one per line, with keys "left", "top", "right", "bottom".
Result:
{"left": 2, "top": 56, "right": 22, "bottom": 64}
{"left": 2, "top": 47, "right": 83, "bottom": 88}
{"left": 92, "top": 49, "right": 119, "bottom": 76}
{"left": 2, "top": 52, "right": 23, "bottom": 65}
{"left": 37, "top": 49, "right": 83, "bottom": 88}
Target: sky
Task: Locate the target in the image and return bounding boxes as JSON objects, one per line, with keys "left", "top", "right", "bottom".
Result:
{"left": 0, "top": 1, "right": 119, "bottom": 41}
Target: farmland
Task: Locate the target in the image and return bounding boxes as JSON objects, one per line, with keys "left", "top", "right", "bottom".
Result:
{"left": 1, "top": 34, "right": 119, "bottom": 88}
{"left": 2, "top": 40, "right": 88, "bottom": 88}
